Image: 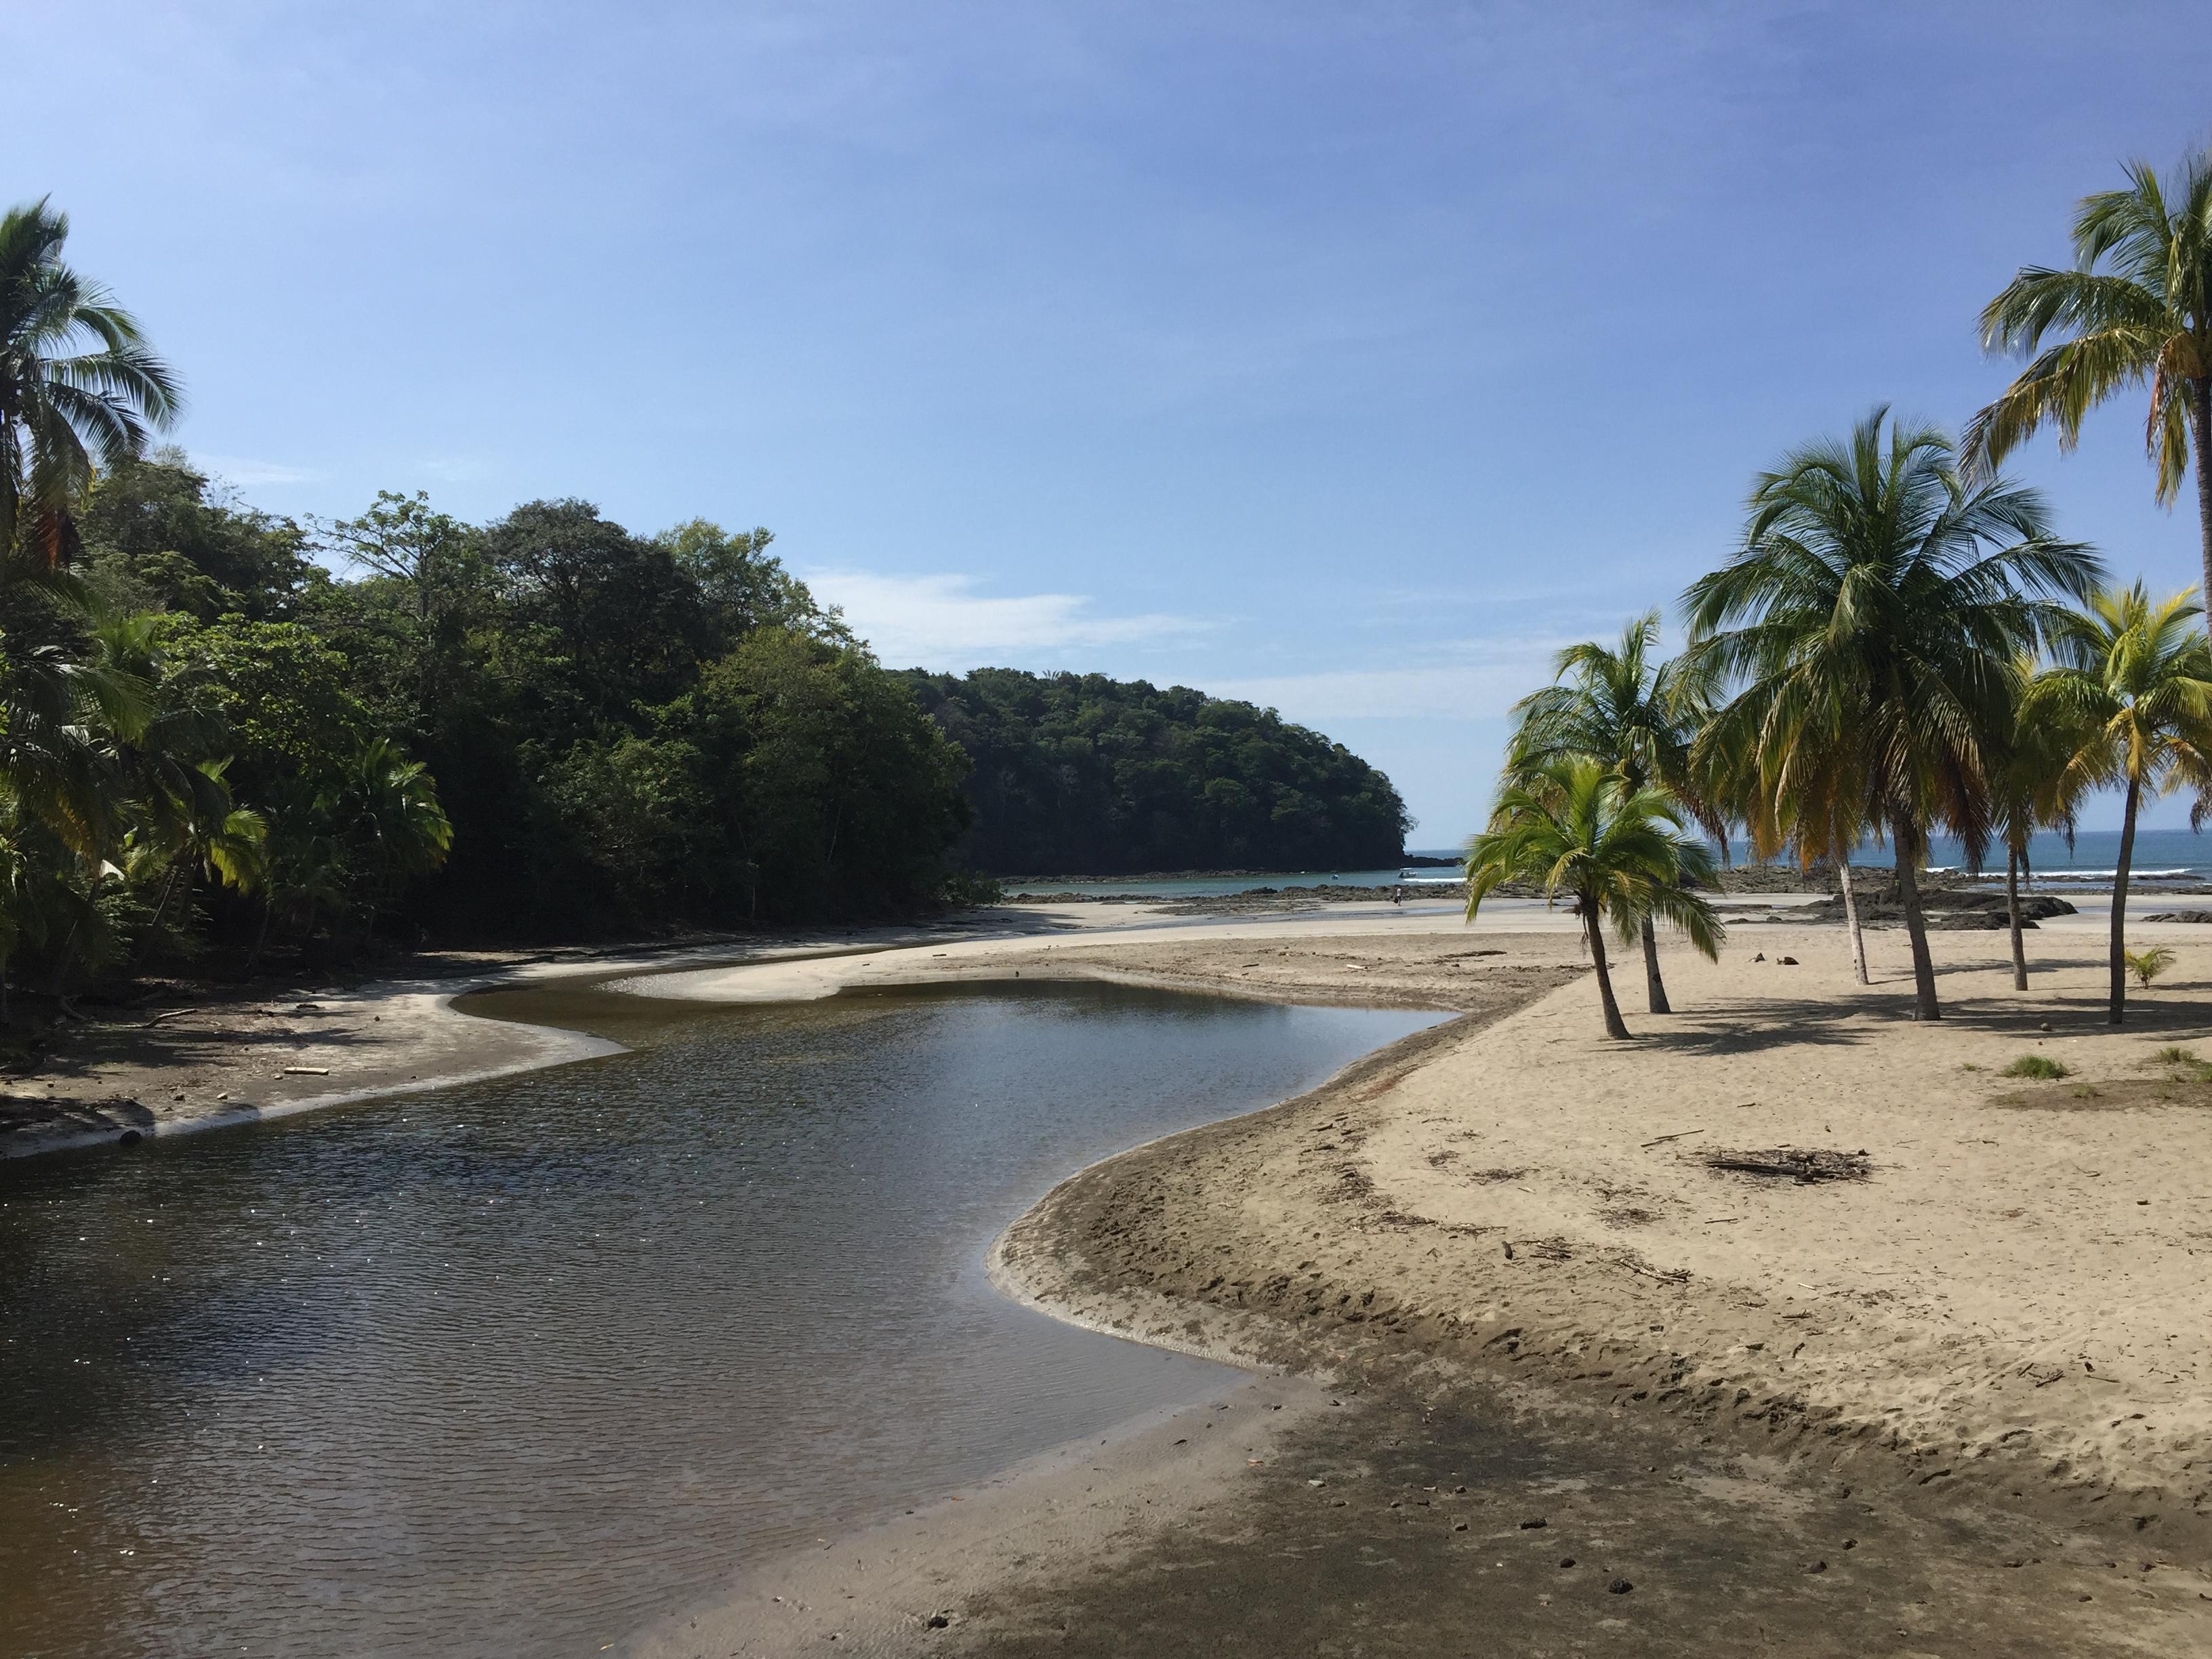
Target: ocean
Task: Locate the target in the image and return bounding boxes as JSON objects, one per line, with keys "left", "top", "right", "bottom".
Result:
{"left": 1004, "top": 830, "right": 2212, "bottom": 899}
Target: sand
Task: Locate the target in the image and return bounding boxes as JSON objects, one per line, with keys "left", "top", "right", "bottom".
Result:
{"left": 615, "top": 903, "right": 2212, "bottom": 1654}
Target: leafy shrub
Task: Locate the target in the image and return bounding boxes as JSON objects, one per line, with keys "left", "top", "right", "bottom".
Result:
{"left": 2000, "top": 1054, "right": 2070, "bottom": 1080}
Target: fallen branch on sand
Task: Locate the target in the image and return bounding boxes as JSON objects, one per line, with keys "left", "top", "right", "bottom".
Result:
{"left": 1641, "top": 1127, "right": 1704, "bottom": 1147}
{"left": 142, "top": 1007, "right": 203, "bottom": 1027}
{"left": 1704, "top": 1148, "right": 1872, "bottom": 1184}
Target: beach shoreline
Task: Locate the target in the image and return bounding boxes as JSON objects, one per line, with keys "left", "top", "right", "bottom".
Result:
{"left": 619, "top": 908, "right": 2212, "bottom": 1654}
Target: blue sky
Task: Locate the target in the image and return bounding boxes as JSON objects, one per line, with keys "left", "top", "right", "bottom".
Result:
{"left": 14, "top": 1, "right": 2212, "bottom": 839}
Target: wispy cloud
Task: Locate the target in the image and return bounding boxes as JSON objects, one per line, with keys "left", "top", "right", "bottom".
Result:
{"left": 803, "top": 569, "right": 1207, "bottom": 670}
{"left": 192, "top": 453, "right": 321, "bottom": 488}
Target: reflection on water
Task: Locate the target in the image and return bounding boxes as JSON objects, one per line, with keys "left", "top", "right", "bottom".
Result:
{"left": 0, "top": 979, "right": 1438, "bottom": 1658}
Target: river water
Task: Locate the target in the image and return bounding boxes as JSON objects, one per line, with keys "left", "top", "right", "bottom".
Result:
{"left": 0, "top": 977, "right": 1437, "bottom": 1658}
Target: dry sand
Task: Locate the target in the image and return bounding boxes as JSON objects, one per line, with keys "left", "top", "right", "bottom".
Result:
{"left": 621, "top": 906, "right": 2212, "bottom": 1655}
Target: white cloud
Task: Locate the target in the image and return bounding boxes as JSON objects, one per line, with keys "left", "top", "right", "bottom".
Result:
{"left": 192, "top": 453, "right": 321, "bottom": 487}
{"left": 802, "top": 569, "right": 1207, "bottom": 670}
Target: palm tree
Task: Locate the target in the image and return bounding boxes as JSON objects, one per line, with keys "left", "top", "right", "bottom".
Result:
{"left": 333, "top": 737, "right": 452, "bottom": 941}
{"left": 1698, "top": 684, "right": 1879, "bottom": 985}
{"left": 2026, "top": 584, "right": 2212, "bottom": 1024}
{"left": 1506, "top": 613, "right": 1719, "bottom": 1014}
{"left": 0, "top": 199, "right": 180, "bottom": 567}
{"left": 1988, "top": 652, "right": 2087, "bottom": 991}
{"left": 1463, "top": 757, "right": 1723, "bottom": 1040}
{"left": 1686, "top": 408, "right": 2102, "bottom": 1021}
{"left": 1967, "top": 148, "right": 2212, "bottom": 617}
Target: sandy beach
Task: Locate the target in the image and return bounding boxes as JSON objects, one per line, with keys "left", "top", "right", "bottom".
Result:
{"left": 617, "top": 900, "right": 2212, "bottom": 1655}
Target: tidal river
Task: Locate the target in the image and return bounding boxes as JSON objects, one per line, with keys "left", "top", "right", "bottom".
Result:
{"left": 0, "top": 977, "right": 1439, "bottom": 1658}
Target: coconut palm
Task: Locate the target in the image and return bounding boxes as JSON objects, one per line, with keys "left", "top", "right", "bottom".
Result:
{"left": 1988, "top": 652, "right": 2088, "bottom": 991}
{"left": 0, "top": 199, "right": 180, "bottom": 567}
{"left": 2026, "top": 584, "right": 2212, "bottom": 1024}
{"left": 1686, "top": 408, "right": 2102, "bottom": 1021}
{"left": 1464, "top": 757, "right": 1723, "bottom": 1040}
{"left": 1698, "top": 682, "right": 1880, "bottom": 985}
{"left": 1967, "top": 149, "right": 2212, "bottom": 616}
{"left": 333, "top": 737, "right": 452, "bottom": 941}
{"left": 1504, "top": 614, "right": 1720, "bottom": 1013}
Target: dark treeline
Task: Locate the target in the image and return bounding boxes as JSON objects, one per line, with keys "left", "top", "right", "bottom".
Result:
{"left": 50, "top": 457, "right": 976, "bottom": 964}
{"left": 899, "top": 668, "right": 1410, "bottom": 875}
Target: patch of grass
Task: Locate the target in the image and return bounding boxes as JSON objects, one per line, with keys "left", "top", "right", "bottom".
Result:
{"left": 1959, "top": 1061, "right": 1985, "bottom": 1073}
{"left": 2071, "top": 1084, "right": 2100, "bottom": 1100}
{"left": 2000, "top": 1054, "right": 2070, "bottom": 1081}
{"left": 2154, "top": 1046, "right": 2198, "bottom": 1064}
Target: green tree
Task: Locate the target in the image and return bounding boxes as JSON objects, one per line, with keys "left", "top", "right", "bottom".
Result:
{"left": 1462, "top": 758, "right": 1721, "bottom": 1040}
{"left": 899, "top": 668, "right": 1410, "bottom": 875}
{"left": 1988, "top": 651, "right": 2087, "bottom": 991}
{"left": 331, "top": 737, "right": 452, "bottom": 941}
{"left": 1687, "top": 409, "right": 2100, "bottom": 1021}
{"left": 78, "top": 452, "right": 321, "bottom": 620}
{"left": 2026, "top": 584, "right": 2212, "bottom": 1024}
{"left": 0, "top": 200, "right": 180, "bottom": 569}
{"left": 1505, "top": 611, "right": 1718, "bottom": 1014}
{"left": 1967, "top": 148, "right": 2212, "bottom": 617}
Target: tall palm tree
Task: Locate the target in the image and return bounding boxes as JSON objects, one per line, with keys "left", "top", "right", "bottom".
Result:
{"left": 1505, "top": 612, "right": 1719, "bottom": 1013}
{"left": 1988, "top": 652, "right": 2087, "bottom": 992}
{"left": 0, "top": 199, "right": 180, "bottom": 567}
{"left": 1463, "top": 757, "right": 1722, "bottom": 1040}
{"left": 2027, "top": 584, "right": 2212, "bottom": 1024}
{"left": 1686, "top": 408, "right": 2102, "bottom": 1021}
{"left": 1967, "top": 148, "right": 2212, "bottom": 617}
{"left": 1697, "top": 679, "right": 1879, "bottom": 984}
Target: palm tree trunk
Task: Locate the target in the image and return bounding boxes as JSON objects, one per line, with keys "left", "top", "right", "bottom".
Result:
{"left": 2007, "top": 848, "right": 2028, "bottom": 991}
{"left": 2192, "top": 379, "right": 2212, "bottom": 626}
{"left": 1837, "top": 856, "right": 1869, "bottom": 985}
{"left": 1639, "top": 914, "right": 1671, "bottom": 1013}
{"left": 1583, "top": 898, "right": 1631, "bottom": 1040}
{"left": 2110, "top": 774, "right": 2142, "bottom": 1026}
{"left": 1890, "top": 818, "right": 1940, "bottom": 1021}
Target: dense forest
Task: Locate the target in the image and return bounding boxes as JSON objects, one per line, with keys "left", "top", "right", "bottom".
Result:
{"left": 0, "top": 198, "right": 1410, "bottom": 1002}
{"left": 899, "top": 669, "right": 1411, "bottom": 875}
{"left": 24, "top": 457, "right": 977, "bottom": 969}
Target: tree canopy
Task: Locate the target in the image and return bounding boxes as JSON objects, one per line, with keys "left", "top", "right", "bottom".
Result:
{"left": 898, "top": 668, "right": 1411, "bottom": 876}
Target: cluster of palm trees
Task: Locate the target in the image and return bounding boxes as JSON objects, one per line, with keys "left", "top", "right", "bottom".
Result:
{"left": 0, "top": 199, "right": 452, "bottom": 1012}
{"left": 1467, "top": 144, "right": 2212, "bottom": 1040}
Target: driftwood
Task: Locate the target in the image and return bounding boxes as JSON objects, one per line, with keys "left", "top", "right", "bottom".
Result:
{"left": 1704, "top": 1147, "right": 1872, "bottom": 1184}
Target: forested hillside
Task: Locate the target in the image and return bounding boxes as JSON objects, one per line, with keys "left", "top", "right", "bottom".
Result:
{"left": 898, "top": 668, "right": 1411, "bottom": 875}
{"left": 4, "top": 453, "right": 973, "bottom": 986}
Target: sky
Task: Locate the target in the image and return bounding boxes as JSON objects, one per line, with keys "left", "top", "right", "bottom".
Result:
{"left": 12, "top": 1, "right": 2212, "bottom": 841}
